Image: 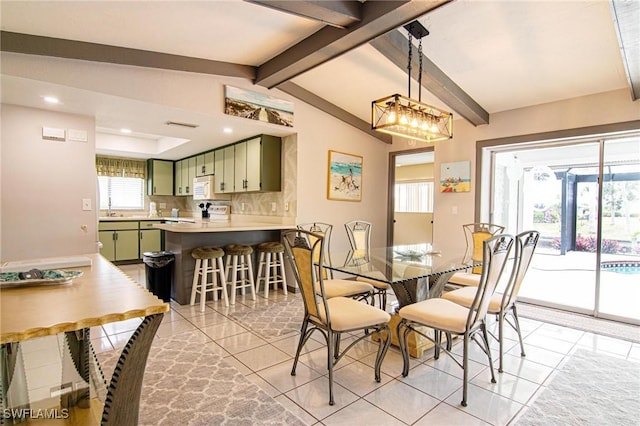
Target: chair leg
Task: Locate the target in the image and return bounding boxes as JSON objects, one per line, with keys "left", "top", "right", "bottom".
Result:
{"left": 462, "top": 331, "right": 469, "bottom": 407}
{"left": 512, "top": 305, "right": 526, "bottom": 357}
{"left": 334, "top": 333, "right": 341, "bottom": 359}
{"left": 200, "top": 258, "right": 209, "bottom": 312}
{"left": 374, "top": 325, "right": 391, "bottom": 382}
{"left": 327, "top": 329, "right": 335, "bottom": 406}
{"left": 245, "top": 254, "right": 256, "bottom": 300}
{"left": 190, "top": 259, "right": 201, "bottom": 306}
{"left": 278, "top": 252, "right": 288, "bottom": 295}
{"left": 498, "top": 310, "right": 505, "bottom": 373}
{"left": 396, "top": 320, "right": 411, "bottom": 377}
{"left": 481, "top": 323, "right": 497, "bottom": 385}
{"left": 263, "top": 252, "right": 271, "bottom": 298}
{"left": 217, "top": 258, "right": 229, "bottom": 307}
{"left": 291, "top": 319, "right": 309, "bottom": 376}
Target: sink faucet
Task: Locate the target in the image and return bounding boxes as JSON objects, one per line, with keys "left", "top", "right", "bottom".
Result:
{"left": 107, "top": 197, "right": 116, "bottom": 216}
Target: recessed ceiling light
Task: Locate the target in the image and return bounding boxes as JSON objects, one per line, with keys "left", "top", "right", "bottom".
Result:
{"left": 44, "top": 96, "right": 59, "bottom": 104}
{"left": 223, "top": 127, "right": 233, "bottom": 133}
{"left": 120, "top": 128, "right": 132, "bottom": 134}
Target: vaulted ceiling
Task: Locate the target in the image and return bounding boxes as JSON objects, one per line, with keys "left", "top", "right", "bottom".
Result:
{"left": 1, "top": 0, "right": 637, "bottom": 159}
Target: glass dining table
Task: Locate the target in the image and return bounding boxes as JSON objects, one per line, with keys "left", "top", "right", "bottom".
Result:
{"left": 320, "top": 244, "right": 478, "bottom": 357}
{"left": 323, "top": 243, "right": 478, "bottom": 310}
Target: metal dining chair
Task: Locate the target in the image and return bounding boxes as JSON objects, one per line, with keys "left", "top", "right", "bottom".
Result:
{"left": 448, "top": 222, "right": 505, "bottom": 287}
{"left": 283, "top": 229, "right": 391, "bottom": 406}
{"left": 397, "top": 233, "right": 515, "bottom": 407}
{"left": 297, "top": 222, "right": 373, "bottom": 300}
{"left": 442, "top": 230, "right": 539, "bottom": 372}
{"left": 344, "top": 220, "right": 390, "bottom": 310}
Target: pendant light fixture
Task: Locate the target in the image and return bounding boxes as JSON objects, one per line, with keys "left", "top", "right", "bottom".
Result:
{"left": 371, "top": 20, "right": 453, "bottom": 143}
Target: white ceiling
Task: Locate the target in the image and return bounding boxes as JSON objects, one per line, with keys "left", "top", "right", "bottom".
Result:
{"left": 0, "top": 0, "right": 632, "bottom": 161}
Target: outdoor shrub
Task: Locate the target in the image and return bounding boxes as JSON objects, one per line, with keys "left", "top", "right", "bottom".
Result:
{"left": 552, "top": 236, "right": 621, "bottom": 254}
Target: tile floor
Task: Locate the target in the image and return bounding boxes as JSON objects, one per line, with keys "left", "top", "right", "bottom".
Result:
{"left": 104, "top": 263, "right": 640, "bottom": 426}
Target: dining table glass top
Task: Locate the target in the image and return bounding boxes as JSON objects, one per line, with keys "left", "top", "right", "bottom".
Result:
{"left": 322, "top": 243, "right": 479, "bottom": 308}
{"left": 325, "top": 243, "right": 474, "bottom": 284}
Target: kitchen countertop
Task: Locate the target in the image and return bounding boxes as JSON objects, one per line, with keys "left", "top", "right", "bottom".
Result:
{"left": 153, "top": 219, "right": 295, "bottom": 233}
{"left": 99, "top": 216, "right": 193, "bottom": 222}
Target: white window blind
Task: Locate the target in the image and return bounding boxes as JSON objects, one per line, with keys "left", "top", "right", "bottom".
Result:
{"left": 98, "top": 176, "right": 145, "bottom": 210}
{"left": 395, "top": 181, "right": 434, "bottom": 213}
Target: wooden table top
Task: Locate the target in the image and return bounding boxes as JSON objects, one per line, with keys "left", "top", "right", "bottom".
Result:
{"left": 0, "top": 254, "right": 169, "bottom": 344}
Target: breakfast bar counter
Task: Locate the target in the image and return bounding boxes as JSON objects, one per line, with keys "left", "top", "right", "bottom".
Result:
{"left": 153, "top": 217, "right": 296, "bottom": 304}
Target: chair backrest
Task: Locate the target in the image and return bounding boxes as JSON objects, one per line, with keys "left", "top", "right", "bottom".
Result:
{"left": 297, "top": 222, "right": 333, "bottom": 278}
{"left": 500, "top": 230, "right": 539, "bottom": 309}
{"left": 283, "top": 229, "right": 329, "bottom": 324}
{"left": 462, "top": 223, "right": 505, "bottom": 273}
{"left": 345, "top": 220, "right": 372, "bottom": 254}
{"left": 466, "top": 234, "right": 514, "bottom": 330}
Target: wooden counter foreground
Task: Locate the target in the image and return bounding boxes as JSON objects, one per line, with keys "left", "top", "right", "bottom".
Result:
{"left": 1, "top": 253, "right": 169, "bottom": 344}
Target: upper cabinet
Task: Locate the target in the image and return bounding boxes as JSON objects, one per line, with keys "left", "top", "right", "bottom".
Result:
{"left": 234, "top": 135, "right": 281, "bottom": 193}
{"left": 179, "top": 157, "right": 196, "bottom": 196}
{"left": 147, "top": 159, "right": 174, "bottom": 196}
{"left": 214, "top": 146, "right": 235, "bottom": 193}
{"left": 196, "top": 151, "right": 214, "bottom": 177}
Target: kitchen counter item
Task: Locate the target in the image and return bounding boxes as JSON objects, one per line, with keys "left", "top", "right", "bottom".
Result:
{"left": 171, "top": 208, "right": 180, "bottom": 218}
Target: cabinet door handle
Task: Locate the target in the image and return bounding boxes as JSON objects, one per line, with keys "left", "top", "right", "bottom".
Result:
{"left": 114, "top": 232, "right": 118, "bottom": 241}
{"left": 153, "top": 186, "right": 156, "bottom": 194}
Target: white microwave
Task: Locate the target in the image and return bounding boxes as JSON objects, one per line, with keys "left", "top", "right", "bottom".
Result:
{"left": 192, "top": 176, "right": 231, "bottom": 200}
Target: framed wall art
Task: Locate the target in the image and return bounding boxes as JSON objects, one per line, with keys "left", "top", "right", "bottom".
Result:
{"left": 440, "top": 161, "right": 471, "bottom": 192}
{"left": 224, "top": 85, "right": 293, "bottom": 127}
{"left": 327, "top": 150, "right": 362, "bottom": 201}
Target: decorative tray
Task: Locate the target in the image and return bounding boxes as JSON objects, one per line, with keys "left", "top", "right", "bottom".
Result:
{"left": 394, "top": 249, "right": 427, "bottom": 258}
{"left": 0, "top": 270, "right": 83, "bottom": 289}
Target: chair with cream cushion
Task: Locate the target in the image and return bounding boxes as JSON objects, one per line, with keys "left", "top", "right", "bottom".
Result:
{"left": 397, "top": 233, "right": 515, "bottom": 407}
{"left": 298, "top": 222, "right": 373, "bottom": 301}
{"left": 283, "top": 229, "right": 391, "bottom": 406}
{"left": 448, "top": 223, "right": 505, "bottom": 287}
{"left": 442, "top": 230, "right": 539, "bottom": 372}
{"left": 344, "top": 220, "right": 391, "bottom": 310}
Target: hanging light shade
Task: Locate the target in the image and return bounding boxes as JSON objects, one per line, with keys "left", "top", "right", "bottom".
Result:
{"left": 371, "top": 21, "right": 453, "bottom": 143}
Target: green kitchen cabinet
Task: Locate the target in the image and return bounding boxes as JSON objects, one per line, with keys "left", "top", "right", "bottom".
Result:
{"left": 214, "top": 146, "right": 235, "bottom": 193}
{"left": 234, "top": 135, "right": 281, "bottom": 193}
{"left": 139, "top": 221, "right": 162, "bottom": 258}
{"left": 147, "top": 159, "right": 174, "bottom": 196}
{"left": 180, "top": 156, "right": 196, "bottom": 195}
{"left": 174, "top": 160, "right": 183, "bottom": 195}
{"left": 196, "top": 151, "right": 214, "bottom": 177}
{"left": 98, "top": 221, "right": 140, "bottom": 261}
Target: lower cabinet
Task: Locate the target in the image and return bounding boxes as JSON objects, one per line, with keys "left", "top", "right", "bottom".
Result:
{"left": 99, "top": 224, "right": 140, "bottom": 262}
{"left": 139, "top": 221, "right": 162, "bottom": 259}
{"left": 99, "top": 220, "right": 164, "bottom": 262}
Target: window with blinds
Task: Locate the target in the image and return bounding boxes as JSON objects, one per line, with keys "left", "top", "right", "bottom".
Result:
{"left": 98, "top": 176, "right": 145, "bottom": 210}
{"left": 96, "top": 156, "right": 146, "bottom": 210}
{"left": 395, "top": 181, "right": 434, "bottom": 213}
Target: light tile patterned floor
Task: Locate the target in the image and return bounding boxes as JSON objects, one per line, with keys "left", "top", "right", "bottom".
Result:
{"left": 111, "top": 263, "right": 640, "bottom": 426}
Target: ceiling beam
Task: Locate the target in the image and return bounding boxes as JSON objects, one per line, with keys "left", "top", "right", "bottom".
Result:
{"left": 611, "top": 0, "right": 640, "bottom": 101}
{"left": 255, "top": 0, "right": 451, "bottom": 89}
{"left": 278, "top": 81, "right": 392, "bottom": 144}
{"left": 0, "top": 31, "right": 255, "bottom": 80}
{"left": 370, "top": 29, "right": 489, "bottom": 126}
{"left": 245, "top": 1, "right": 362, "bottom": 28}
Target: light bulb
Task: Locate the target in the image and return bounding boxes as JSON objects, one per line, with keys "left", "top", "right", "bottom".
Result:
{"left": 411, "top": 118, "right": 419, "bottom": 128}
{"left": 400, "top": 114, "right": 409, "bottom": 125}
{"left": 387, "top": 112, "right": 396, "bottom": 123}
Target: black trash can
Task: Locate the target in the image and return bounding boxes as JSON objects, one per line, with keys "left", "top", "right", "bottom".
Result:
{"left": 143, "top": 251, "right": 174, "bottom": 302}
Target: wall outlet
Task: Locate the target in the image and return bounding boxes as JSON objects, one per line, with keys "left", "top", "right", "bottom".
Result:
{"left": 159, "top": 202, "right": 167, "bottom": 209}
{"left": 451, "top": 205, "right": 458, "bottom": 215}
{"left": 241, "top": 203, "right": 246, "bottom": 211}
{"left": 82, "top": 198, "right": 92, "bottom": 211}
{"left": 284, "top": 201, "right": 289, "bottom": 212}
{"left": 271, "top": 202, "right": 276, "bottom": 212}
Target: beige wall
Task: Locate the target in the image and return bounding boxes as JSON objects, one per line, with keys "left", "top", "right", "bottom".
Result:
{"left": 390, "top": 88, "right": 640, "bottom": 257}
{"left": 1, "top": 105, "right": 98, "bottom": 260}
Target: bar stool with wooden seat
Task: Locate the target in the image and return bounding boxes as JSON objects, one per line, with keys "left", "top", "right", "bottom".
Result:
{"left": 255, "top": 241, "right": 288, "bottom": 297}
{"left": 190, "top": 246, "right": 228, "bottom": 311}
{"left": 223, "top": 244, "right": 256, "bottom": 304}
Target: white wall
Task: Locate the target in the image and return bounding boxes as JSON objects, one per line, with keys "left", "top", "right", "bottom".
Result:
{"left": 390, "top": 88, "right": 640, "bottom": 257}
{"left": 1, "top": 105, "right": 97, "bottom": 260}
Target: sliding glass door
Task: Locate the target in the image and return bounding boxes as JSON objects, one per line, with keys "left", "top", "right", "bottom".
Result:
{"left": 489, "top": 134, "right": 640, "bottom": 323}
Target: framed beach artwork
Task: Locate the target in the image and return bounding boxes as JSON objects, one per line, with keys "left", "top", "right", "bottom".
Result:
{"left": 224, "top": 85, "right": 294, "bottom": 127}
{"left": 327, "top": 150, "right": 362, "bottom": 201}
{"left": 440, "top": 161, "right": 471, "bottom": 192}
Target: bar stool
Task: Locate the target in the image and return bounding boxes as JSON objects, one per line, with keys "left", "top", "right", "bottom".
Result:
{"left": 190, "top": 247, "right": 228, "bottom": 311}
{"left": 255, "top": 241, "right": 288, "bottom": 298}
{"left": 223, "top": 244, "right": 256, "bottom": 304}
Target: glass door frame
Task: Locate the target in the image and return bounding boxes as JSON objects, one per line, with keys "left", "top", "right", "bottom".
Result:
{"left": 476, "top": 121, "right": 640, "bottom": 325}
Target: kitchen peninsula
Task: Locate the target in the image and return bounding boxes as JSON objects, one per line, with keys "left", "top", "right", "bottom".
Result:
{"left": 153, "top": 217, "right": 296, "bottom": 304}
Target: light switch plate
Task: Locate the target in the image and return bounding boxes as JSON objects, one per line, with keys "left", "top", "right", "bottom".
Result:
{"left": 67, "top": 129, "right": 88, "bottom": 142}
{"left": 82, "top": 198, "right": 92, "bottom": 211}
{"left": 42, "top": 127, "right": 66, "bottom": 141}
